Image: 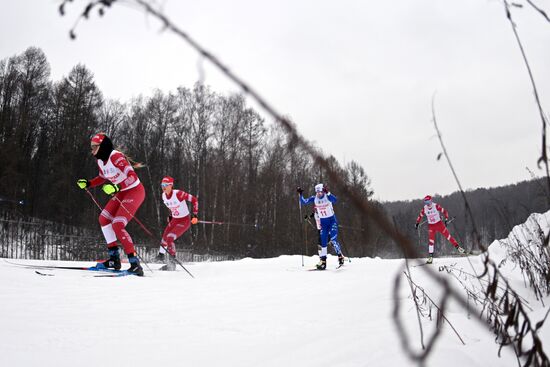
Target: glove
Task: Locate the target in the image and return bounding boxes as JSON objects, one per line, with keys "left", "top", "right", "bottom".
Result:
{"left": 444, "top": 218, "right": 449, "bottom": 226}
{"left": 191, "top": 215, "right": 198, "bottom": 225}
{"left": 102, "top": 183, "right": 120, "bottom": 196}
{"left": 167, "top": 215, "right": 173, "bottom": 224}
{"left": 296, "top": 187, "right": 303, "bottom": 195}
{"left": 304, "top": 214, "right": 309, "bottom": 219}
{"left": 76, "top": 179, "right": 90, "bottom": 190}
{"left": 322, "top": 186, "right": 329, "bottom": 194}
{"left": 415, "top": 223, "right": 419, "bottom": 230}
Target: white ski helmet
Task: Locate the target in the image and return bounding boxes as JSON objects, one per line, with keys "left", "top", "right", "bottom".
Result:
{"left": 314, "top": 183, "right": 324, "bottom": 192}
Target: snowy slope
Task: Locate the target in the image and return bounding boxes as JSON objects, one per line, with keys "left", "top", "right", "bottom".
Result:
{"left": 0, "top": 211, "right": 549, "bottom": 367}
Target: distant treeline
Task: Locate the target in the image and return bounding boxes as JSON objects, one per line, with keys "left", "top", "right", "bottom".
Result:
{"left": 0, "top": 47, "right": 378, "bottom": 258}
{"left": 1, "top": 47, "right": 547, "bottom": 259}
{"left": 384, "top": 178, "right": 550, "bottom": 258}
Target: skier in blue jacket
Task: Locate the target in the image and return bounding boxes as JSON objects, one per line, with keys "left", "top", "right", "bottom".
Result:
{"left": 298, "top": 183, "right": 344, "bottom": 270}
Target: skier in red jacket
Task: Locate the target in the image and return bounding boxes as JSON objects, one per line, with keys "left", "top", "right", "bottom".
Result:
{"left": 415, "top": 195, "right": 464, "bottom": 264}
{"left": 156, "top": 176, "right": 198, "bottom": 270}
{"left": 76, "top": 133, "right": 145, "bottom": 276}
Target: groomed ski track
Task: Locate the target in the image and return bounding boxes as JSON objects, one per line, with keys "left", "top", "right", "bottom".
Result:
{"left": 1, "top": 251, "right": 535, "bottom": 367}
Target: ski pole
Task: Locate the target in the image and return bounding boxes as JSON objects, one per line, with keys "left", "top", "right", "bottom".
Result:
{"left": 298, "top": 193, "right": 304, "bottom": 267}
{"left": 0, "top": 196, "right": 25, "bottom": 205}
{"left": 197, "top": 219, "right": 259, "bottom": 228}
{"left": 304, "top": 216, "right": 316, "bottom": 229}
{"left": 84, "top": 188, "right": 103, "bottom": 211}
{"left": 156, "top": 243, "right": 195, "bottom": 278}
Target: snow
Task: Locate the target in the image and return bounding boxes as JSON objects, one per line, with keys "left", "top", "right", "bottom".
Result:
{"left": 1, "top": 212, "right": 549, "bottom": 367}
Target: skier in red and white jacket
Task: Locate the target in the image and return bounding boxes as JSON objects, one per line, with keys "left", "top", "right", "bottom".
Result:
{"left": 156, "top": 176, "right": 198, "bottom": 270}
{"left": 415, "top": 195, "right": 464, "bottom": 264}
{"left": 76, "top": 133, "right": 145, "bottom": 276}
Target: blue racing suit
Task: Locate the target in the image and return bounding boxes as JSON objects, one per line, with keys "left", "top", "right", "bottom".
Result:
{"left": 300, "top": 192, "right": 342, "bottom": 255}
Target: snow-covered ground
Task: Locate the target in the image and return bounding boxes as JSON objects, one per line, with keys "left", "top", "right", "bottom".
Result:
{"left": 1, "top": 212, "right": 549, "bottom": 367}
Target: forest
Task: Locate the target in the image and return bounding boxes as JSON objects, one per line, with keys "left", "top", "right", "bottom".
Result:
{"left": 0, "top": 46, "right": 548, "bottom": 259}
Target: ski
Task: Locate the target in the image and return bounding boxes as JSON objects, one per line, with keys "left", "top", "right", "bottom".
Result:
{"left": 94, "top": 270, "right": 139, "bottom": 277}
{"left": 5, "top": 260, "right": 128, "bottom": 274}
{"left": 35, "top": 270, "right": 54, "bottom": 276}
{"left": 307, "top": 266, "right": 344, "bottom": 271}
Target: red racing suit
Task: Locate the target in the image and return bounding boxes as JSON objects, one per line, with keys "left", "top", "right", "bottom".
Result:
{"left": 160, "top": 189, "right": 198, "bottom": 255}
{"left": 89, "top": 150, "right": 145, "bottom": 255}
{"left": 416, "top": 202, "right": 459, "bottom": 254}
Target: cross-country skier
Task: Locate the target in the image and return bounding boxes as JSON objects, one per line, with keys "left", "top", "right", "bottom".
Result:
{"left": 415, "top": 195, "right": 464, "bottom": 264}
{"left": 298, "top": 183, "right": 344, "bottom": 270}
{"left": 155, "top": 176, "right": 199, "bottom": 270}
{"left": 76, "top": 133, "right": 145, "bottom": 276}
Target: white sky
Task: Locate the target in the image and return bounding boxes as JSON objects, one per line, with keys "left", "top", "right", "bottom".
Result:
{"left": 1, "top": 0, "right": 549, "bottom": 201}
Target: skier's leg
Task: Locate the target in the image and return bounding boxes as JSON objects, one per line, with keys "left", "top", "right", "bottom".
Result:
{"left": 159, "top": 219, "right": 177, "bottom": 257}
{"left": 111, "top": 185, "right": 145, "bottom": 275}
{"left": 441, "top": 226, "right": 459, "bottom": 247}
{"left": 317, "top": 229, "right": 322, "bottom": 256}
{"left": 98, "top": 197, "right": 120, "bottom": 248}
{"left": 96, "top": 198, "right": 122, "bottom": 269}
{"left": 317, "top": 224, "right": 329, "bottom": 269}
{"left": 111, "top": 185, "right": 145, "bottom": 255}
{"left": 162, "top": 216, "right": 191, "bottom": 256}
{"left": 427, "top": 224, "right": 436, "bottom": 256}
{"left": 441, "top": 225, "right": 464, "bottom": 252}
{"left": 329, "top": 221, "right": 342, "bottom": 255}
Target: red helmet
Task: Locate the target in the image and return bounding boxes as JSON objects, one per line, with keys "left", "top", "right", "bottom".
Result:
{"left": 161, "top": 176, "right": 174, "bottom": 185}
{"left": 91, "top": 133, "right": 105, "bottom": 145}
{"left": 423, "top": 195, "right": 433, "bottom": 204}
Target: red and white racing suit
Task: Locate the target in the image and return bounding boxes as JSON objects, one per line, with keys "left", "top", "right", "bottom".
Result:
{"left": 89, "top": 150, "right": 145, "bottom": 255}
{"left": 416, "top": 202, "right": 459, "bottom": 255}
{"left": 160, "top": 189, "right": 198, "bottom": 255}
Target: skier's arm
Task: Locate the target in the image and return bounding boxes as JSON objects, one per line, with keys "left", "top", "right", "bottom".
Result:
{"left": 327, "top": 193, "right": 337, "bottom": 203}
{"left": 179, "top": 191, "right": 199, "bottom": 215}
{"left": 300, "top": 195, "right": 315, "bottom": 205}
{"left": 112, "top": 152, "right": 139, "bottom": 187}
{"left": 88, "top": 175, "right": 107, "bottom": 188}
{"left": 436, "top": 204, "right": 449, "bottom": 220}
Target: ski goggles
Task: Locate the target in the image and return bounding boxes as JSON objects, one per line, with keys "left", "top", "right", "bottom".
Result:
{"left": 424, "top": 200, "right": 432, "bottom": 205}
{"left": 161, "top": 183, "right": 172, "bottom": 188}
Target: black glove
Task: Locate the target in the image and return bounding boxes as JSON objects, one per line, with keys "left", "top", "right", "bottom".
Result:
{"left": 444, "top": 218, "right": 449, "bottom": 226}
{"left": 415, "top": 223, "right": 419, "bottom": 229}
{"left": 322, "top": 186, "right": 329, "bottom": 194}
{"left": 304, "top": 214, "right": 309, "bottom": 220}
{"left": 296, "top": 187, "right": 303, "bottom": 195}
{"left": 167, "top": 215, "right": 173, "bottom": 224}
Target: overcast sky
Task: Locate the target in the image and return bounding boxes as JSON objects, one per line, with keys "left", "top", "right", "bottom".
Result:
{"left": 1, "top": 0, "right": 549, "bottom": 201}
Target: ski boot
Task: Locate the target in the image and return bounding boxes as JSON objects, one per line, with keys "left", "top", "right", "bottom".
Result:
{"left": 159, "top": 255, "right": 176, "bottom": 271}
{"left": 426, "top": 254, "right": 433, "bottom": 264}
{"left": 127, "top": 253, "right": 144, "bottom": 276}
{"left": 456, "top": 246, "right": 465, "bottom": 254}
{"left": 316, "top": 256, "right": 327, "bottom": 270}
{"left": 96, "top": 246, "right": 121, "bottom": 270}
{"left": 155, "top": 252, "right": 165, "bottom": 262}
{"left": 338, "top": 253, "right": 345, "bottom": 266}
